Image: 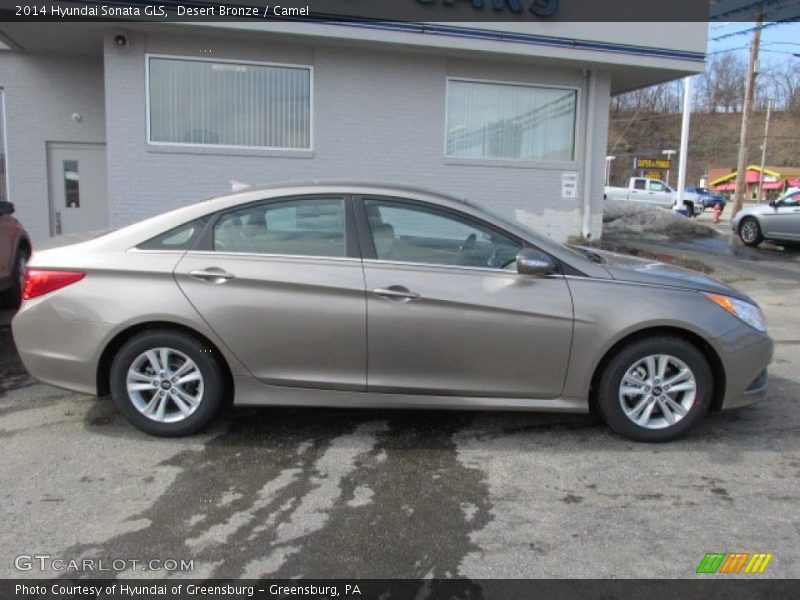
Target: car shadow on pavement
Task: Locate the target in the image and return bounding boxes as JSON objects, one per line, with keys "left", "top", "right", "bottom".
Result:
{"left": 70, "top": 399, "right": 503, "bottom": 585}
{"left": 67, "top": 371, "right": 800, "bottom": 581}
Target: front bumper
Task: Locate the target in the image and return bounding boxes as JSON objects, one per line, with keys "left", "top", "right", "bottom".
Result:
{"left": 714, "top": 322, "right": 773, "bottom": 410}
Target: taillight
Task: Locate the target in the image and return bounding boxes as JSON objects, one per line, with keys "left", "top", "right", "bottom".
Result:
{"left": 22, "top": 270, "right": 85, "bottom": 300}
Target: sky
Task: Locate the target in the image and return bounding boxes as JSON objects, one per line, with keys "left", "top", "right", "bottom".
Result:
{"left": 707, "top": 21, "right": 800, "bottom": 68}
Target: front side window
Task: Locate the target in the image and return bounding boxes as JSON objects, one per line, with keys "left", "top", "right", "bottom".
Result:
{"left": 446, "top": 79, "right": 577, "bottom": 162}
{"left": 148, "top": 57, "right": 311, "bottom": 150}
{"left": 778, "top": 192, "right": 800, "bottom": 207}
{"left": 213, "top": 198, "right": 345, "bottom": 258}
{"left": 649, "top": 181, "right": 666, "bottom": 192}
{"left": 364, "top": 199, "right": 521, "bottom": 269}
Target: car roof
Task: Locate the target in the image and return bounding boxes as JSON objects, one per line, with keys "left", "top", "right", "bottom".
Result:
{"left": 200, "top": 180, "right": 469, "bottom": 206}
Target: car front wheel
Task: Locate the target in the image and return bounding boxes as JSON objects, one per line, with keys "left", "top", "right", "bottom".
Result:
{"left": 739, "top": 217, "right": 763, "bottom": 246}
{"left": 109, "top": 330, "right": 226, "bottom": 436}
{"left": 597, "top": 336, "right": 713, "bottom": 442}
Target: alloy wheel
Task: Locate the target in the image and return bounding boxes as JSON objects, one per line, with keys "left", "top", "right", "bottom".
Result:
{"left": 740, "top": 220, "right": 759, "bottom": 244}
{"left": 618, "top": 354, "right": 697, "bottom": 430}
{"left": 126, "top": 347, "right": 204, "bottom": 423}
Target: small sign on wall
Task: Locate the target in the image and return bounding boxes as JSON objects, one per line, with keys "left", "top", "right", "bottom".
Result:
{"left": 561, "top": 172, "right": 578, "bottom": 199}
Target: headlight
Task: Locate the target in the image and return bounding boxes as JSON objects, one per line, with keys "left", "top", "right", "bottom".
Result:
{"left": 704, "top": 293, "right": 766, "bottom": 332}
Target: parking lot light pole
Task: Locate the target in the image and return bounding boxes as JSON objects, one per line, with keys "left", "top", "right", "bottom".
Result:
{"left": 675, "top": 77, "right": 692, "bottom": 210}
{"left": 662, "top": 150, "right": 676, "bottom": 186}
{"left": 605, "top": 156, "right": 616, "bottom": 186}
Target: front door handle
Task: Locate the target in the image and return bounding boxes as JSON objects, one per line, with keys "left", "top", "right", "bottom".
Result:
{"left": 373, "top": 286, "right": 421, "bottom": 301}
{"left": 189, "top": 268, "right": 236, "bottom": 284}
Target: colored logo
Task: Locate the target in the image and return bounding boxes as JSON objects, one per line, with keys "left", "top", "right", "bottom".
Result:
{"left": 697, "top": 553, "right": 773, "bottom": 574}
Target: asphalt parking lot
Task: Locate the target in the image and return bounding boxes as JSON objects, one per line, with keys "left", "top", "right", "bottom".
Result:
{"left": 1, "top": 226, "right": 799, "bottom": 580}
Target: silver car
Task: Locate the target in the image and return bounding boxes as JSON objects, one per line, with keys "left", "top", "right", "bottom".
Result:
{"left": 733, "top": 188, "right": 800, "bottom": 246}
{"left": 12, "top": 183, "right": 773, "bottom": 442}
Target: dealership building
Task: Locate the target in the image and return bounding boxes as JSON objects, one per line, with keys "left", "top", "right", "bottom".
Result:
{"left": 0, "top": 17, "right": 706, "bottom": 243}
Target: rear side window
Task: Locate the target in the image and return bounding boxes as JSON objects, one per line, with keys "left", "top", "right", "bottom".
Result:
{"left": 633, "top": 179, "right": 646, "bottom": 190}
{"left": 138, "top": 218, "right": 207, "bottom": 251}
{"left": 213, "top": 197, "right": 346, "bottom": 258}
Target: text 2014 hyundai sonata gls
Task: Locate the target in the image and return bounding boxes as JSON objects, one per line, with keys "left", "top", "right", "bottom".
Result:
{"left": 12, "top": 183, "right": 773, "bottom": 442}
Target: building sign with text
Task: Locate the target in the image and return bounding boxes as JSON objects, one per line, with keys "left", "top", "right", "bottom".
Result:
{"left": 634, "top": 157, "right": 672, "bottom": 171}
{"left": 415, "top": 0, "right": 560, "bottom": 18}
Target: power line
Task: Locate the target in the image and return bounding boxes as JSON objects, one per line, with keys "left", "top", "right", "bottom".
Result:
{"left": 711, "top": 0, "right": 800, "bottom": 23}
{"left": 711, "top": 19, "right": 797, "bottom": 42}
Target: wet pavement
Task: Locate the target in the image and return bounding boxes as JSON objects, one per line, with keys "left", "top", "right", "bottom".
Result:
{"left": 1, "top": 232, "right": 799, "bottom": 580}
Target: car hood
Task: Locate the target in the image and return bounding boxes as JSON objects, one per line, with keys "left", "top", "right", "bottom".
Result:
{"left": 582, "top": 248, "right": 753, "bottom": 302}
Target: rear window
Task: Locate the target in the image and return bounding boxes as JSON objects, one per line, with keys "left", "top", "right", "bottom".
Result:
{"left": 137, "top": 218, "right": 207, "bottom": 251}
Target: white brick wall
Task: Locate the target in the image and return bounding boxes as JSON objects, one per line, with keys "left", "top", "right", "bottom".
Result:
{"left": 0, "top": 53, "right": 106, "bottom": 241}
{"left": 2, "top": 29, "right": 610, "bottom": 243}
{"left": 103, "top": 30, "right": 610, "bottom": 242}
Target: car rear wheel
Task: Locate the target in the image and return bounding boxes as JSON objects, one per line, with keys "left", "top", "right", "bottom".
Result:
{"left": 597, "top": 336, "right": 713, "bottom": 442}
{"left": 739, "top": 217, "right": 763, "bottom": 246}
{"left": 1, "top": 247, "right": 29, "bottom": 309}
{"left": 109, "top": 330, "right": 225, "bottom": 436}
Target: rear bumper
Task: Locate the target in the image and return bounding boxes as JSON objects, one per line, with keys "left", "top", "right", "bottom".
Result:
{"left": 11, "top": 298, "right": 111, "bottom": 395}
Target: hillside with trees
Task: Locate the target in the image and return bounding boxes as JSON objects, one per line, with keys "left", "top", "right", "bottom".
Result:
{"left": 607, "top": 55, "right": 800, "bottom": 187}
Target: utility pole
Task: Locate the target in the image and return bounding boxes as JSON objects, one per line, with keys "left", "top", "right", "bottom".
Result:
{"left": 757, "top": 99, "right": 772, "bottom": 202}
{"left": 732, "top": 6, "right": 764, "bottom": 218}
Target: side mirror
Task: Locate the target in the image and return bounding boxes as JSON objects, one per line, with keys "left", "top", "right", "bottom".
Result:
{"left": 516, "top": 249, "right": 556, "bottom": 276}
{"left": 0, "top": 201, "right": 14, "bottom": 216}
{"left": 768, "top": 200, "right": 777, "bottom": 208}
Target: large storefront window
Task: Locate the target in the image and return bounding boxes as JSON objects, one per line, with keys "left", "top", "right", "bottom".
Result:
{"left": 446, "top": 79, "right": 577, "bottom": 162}
{"left": 147, "top": 57, "right": 312, "bottom": 150}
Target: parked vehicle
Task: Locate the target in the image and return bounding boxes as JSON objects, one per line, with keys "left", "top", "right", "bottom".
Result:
{"left": 605, "top": 177, "right": 699, "bottom": 216}
{"left": 0, "top": 201, "right": 32, "bottom": 309}
{"left": 732, "top": 188, "right": 800, "bottom": 247}
{"left": 686, "top": 187, "right": 726, "bottom": 212}
{"left": 12, "top": 183, "right": 772, "bottom": 442}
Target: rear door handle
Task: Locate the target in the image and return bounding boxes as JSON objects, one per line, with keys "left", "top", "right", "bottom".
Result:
{"left": 373, "top": 286, "right": 421, "bottom": 301}
{"left": 189, "top": 268, "right": 236, "bottom": 284}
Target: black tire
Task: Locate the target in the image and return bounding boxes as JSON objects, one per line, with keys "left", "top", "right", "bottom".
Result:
{"left": 1, "top": 246, "right": 29, "bottom": 309}
{"left": 597, "top": 336, "right": 713, "bottom": 443}
{"left": 739, "top": 217, "right": 763, "bottom": 247}
{"left": 109, "top": 329, "right": 226, "bottom": 436}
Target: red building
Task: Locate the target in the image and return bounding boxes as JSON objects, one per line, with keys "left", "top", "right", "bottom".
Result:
{"left": 709, "top": 165, "right": 800, "bottom": 201}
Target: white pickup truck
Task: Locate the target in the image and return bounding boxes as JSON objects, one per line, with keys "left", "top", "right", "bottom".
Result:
{"left": 605, "top": 177, "right": 700, "bottom": 215}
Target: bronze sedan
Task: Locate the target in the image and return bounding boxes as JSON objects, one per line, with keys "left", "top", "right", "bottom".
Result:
{"left": 12, "top": 183, "right": 773, "bottom": 441}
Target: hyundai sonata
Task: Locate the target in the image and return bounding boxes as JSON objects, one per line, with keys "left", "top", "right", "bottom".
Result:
{"left": 12, "top": 183, "right": 772, "bottom": 441}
